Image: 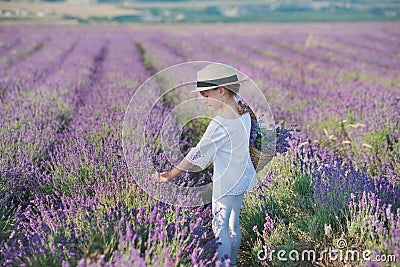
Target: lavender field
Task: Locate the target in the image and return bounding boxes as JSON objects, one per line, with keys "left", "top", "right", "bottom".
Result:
{"left": 0, "top": 23, "right": 399, "bottom": 266}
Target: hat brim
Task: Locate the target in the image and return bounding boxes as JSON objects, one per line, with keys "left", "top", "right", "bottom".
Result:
{"left": 191, "top": 78, "right": 248, "bottom": 93}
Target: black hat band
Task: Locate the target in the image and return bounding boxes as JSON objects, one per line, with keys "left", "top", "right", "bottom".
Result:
{"left": 197, "top": 75, "right": 238, "bottom": 88}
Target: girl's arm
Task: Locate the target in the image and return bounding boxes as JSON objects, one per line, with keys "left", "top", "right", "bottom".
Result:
{"left": 167, "top": 158, "right": 194, "bottom": 180}
{"left": 153, "top": 158, "right": 195, "bottom": 182}
{"left": 154, "top": 121, "right": 220, "bottom": 182}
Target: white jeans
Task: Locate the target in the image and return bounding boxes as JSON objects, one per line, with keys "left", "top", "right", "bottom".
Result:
{"left": 212, "top": 193, "right": 245, "bottom": 264}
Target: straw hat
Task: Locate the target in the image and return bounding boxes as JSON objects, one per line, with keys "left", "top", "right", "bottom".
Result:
{"left": 191, "top": 63, "right": 248, "bottom": 93}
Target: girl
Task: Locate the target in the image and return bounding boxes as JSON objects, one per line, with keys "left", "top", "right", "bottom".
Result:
{"left": 152, "top": 63, "right": 257, "bottom": 266}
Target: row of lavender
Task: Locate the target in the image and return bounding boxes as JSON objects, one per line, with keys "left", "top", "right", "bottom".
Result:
{"left": 0, "top": 23, "right": 399, "bottom": 266}
{"left": 1, "top": 26, "right": 219, "bottom": 266}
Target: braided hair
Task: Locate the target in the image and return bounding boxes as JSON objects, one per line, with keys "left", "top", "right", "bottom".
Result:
{"left": 234, "top": 95, "right": 256, "bottom": 121}
{"left": 237, "top": 98, "right": 251, "bottom": 116}
{"left": 223, "top": 84, "right": 256, "bottom": 120}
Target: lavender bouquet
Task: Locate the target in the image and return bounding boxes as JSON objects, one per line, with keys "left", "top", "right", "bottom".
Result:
{"left": 249, "top": 118, "right": 296, "bottom": 155}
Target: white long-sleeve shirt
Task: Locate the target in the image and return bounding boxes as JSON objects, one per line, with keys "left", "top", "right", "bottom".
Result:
{"left": 185, "top": 112, "right": 257, "bottom": 201}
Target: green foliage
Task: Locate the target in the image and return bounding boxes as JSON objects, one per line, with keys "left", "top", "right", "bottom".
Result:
{"left": 362, "top": 122, "right": 399, "bottom": 178}
{"left": 242, "top": 156, "right": 316, "bottom": 265}
{"left": 293, "top": 172, "right": 312, "bottom": 200}
{"left": 25, "top": 255, "right": 64, "bottom": 267}
{"left": 0, "top": 216, "right": 13, "bottom": 244}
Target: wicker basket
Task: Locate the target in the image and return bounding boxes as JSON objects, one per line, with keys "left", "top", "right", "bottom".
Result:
{"left": 249, "top": 145, "right": 273, "bottom": 172}
{"left": 238, "top": 101, "right": 274, "bottom": 172}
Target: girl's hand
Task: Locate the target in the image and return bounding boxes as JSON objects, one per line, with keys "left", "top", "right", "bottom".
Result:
{"left": 151, "top": 171, "right": 172, "bottom": 182}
